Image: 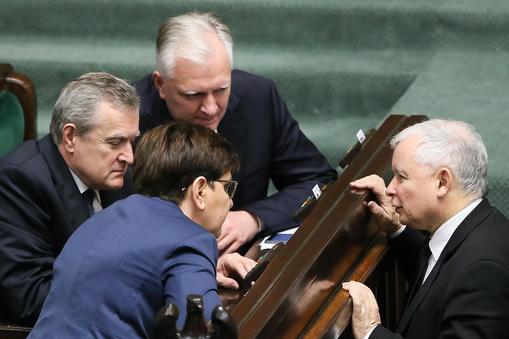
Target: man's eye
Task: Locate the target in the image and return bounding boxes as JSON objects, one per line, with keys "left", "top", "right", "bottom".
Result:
{"left": 183, "top": 92, "right": 201, "bottom": 99}
{"left": 106, "top": 139, "right": 123, "bottom": 146}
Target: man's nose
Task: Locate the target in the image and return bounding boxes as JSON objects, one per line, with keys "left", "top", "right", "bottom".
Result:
{"left": 200, "top": 93, "right": 219, "bottom": 116}
{"left": 118, "top": 142, "right": 134, "bottom": 165}
{"left": 386, "top": 177, "right": 396, "bottom": 196}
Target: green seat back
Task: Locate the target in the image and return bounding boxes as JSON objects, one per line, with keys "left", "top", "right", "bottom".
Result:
{"left": 0, "top": 90, "right": 25, "bottom": 157}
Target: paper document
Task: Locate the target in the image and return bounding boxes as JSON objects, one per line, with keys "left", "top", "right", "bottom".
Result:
{"left": 259, "top": 227, "right": 298, "bottom": 250}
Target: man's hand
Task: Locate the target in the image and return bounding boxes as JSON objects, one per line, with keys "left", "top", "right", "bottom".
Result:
{"left": 342, "top": 281, "right": 381, "bottom": 339}
{"left": 350, "top": 175, "right": 401, "bottom": 234}
{"left": 216, "top": 253, "right": 257, "bottom": 290}
{"left": 217, "top": 210, "right": 259, "bottom": 254}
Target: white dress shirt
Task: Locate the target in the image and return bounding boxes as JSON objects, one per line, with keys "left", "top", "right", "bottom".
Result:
{"left": 422, "top": 198, "right": 482, "bottom": 283}
{"left": 69, "top": 169, "right": 102, "bottom": 213}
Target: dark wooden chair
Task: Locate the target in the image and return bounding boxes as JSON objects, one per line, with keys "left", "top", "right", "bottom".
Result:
{"left": 0, "top": 63, "right": 37, "bottom": 156}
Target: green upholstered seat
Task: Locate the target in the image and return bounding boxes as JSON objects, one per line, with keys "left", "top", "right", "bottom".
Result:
{"left": 0, "top": 90, "right": 25, "bottom": 157}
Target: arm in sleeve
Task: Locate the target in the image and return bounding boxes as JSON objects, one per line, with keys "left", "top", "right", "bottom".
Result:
{"left": 242, "top": 81, "right": 337, "bottom": 234}
{"left": 161, "top": 233, "right": 221, "bottom": 329}
{"left": 0, "top": 165, "right": 56, "bottom": 325}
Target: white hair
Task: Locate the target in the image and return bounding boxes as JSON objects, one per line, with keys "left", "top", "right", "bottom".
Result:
{"left": 50, "top": 72, "right": 139, "bottom": 144}
{"left": 156, "top": 12, "right": 233, "bottom": 79}
{"left": 390, "top": 119, "right": 488, "bottom": 198}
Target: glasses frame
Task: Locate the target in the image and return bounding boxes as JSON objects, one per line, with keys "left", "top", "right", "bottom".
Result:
{"left": 180, "top": 178, "right": 238, "bottom": 199}
{"left": 212, "top": 179, "right": 238, "bottom": 199}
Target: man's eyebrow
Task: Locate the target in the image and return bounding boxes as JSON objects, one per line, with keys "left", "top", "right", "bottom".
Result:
{"left": 104, "top": 133, "right": 139, "bottom": 141}
{"left": 179, "top": 82, "right": 231, "bottom": 96}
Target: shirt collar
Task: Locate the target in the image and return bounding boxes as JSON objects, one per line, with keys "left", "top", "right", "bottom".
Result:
{"left": 428, "top": 198, "right": 482, "bottom": 262}
{"left": 69, "top": 169, "right": 88, "bottom": 194}
{"left": 69, "top": 169, "right": 101, "bottom": 204}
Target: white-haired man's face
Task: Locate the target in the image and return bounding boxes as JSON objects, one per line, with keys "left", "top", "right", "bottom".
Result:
{"left": 154, "top": 33, "right": 231, "bottom": 131}
{"left": 386, "top": 136, "right": 443, "bottom": 233}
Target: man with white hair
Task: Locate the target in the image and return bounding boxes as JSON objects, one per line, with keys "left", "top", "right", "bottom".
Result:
{"left": 344, "top": 119, "right": 509, "bottom": 338}
{"left": 0, "top": 72, "right": 140, "bottom": 325}
{"left": 135, "top": 12, "right": 337, "bottom": 257}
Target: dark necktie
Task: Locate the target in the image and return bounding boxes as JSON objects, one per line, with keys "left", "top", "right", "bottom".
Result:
{"left": 82, "top": 189, "right": 95, "bottom": 216}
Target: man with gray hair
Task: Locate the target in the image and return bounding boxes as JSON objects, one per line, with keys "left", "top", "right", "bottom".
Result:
{"left": 135, "top": 12, "right": 337, "bottom": 257}
{"left": 0, "top": 72, "right": 140, "bottom": 325}
{"left": 344, "top": 119, "right": 509, "bottom": 338}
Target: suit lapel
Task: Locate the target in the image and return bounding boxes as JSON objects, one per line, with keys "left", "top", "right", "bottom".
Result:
{"left": 218, "top": 92, "right": 247, "bottom": 183}
{"left": 396, "top": 199, "right": 493, "bottom": 334}
{"left": 39, "top": 135, "right": 90, "bottom": 230}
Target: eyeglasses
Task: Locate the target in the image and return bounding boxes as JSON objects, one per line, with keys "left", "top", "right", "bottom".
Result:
{"left": 180, "top": 179, "right": 238, "bottom": 199}
{"left": 212, "top": 179, "right": 238, "bottom": 199}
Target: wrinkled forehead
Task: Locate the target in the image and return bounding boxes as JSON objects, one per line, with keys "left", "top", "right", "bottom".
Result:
{"left": 89, "top": 103, "right": 139, "bottom": 135}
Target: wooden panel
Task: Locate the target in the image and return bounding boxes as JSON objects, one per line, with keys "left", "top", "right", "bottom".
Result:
{"left": 225, "top": 114, "right": 427, "bottom": 338}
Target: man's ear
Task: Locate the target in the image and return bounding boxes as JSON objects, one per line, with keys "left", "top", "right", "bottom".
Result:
{"left": 61, "top": 123, "right": 77, "bottom": 153}
{"left": 436, "top": 167, "right": 452, "bottom": 198}
{"left": 189, "top": 176, "right": 208, "bottom": 211}
{"left": 152, "top": 71, "right": 167, "bottom": 100}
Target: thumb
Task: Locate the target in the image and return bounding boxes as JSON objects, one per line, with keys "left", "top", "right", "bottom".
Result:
{"left": 217, "top": 273, "right": 239, "bottom": 290}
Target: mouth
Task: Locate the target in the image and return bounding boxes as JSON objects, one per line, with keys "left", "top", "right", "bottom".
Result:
{"left": 195, "top": 117, "right": 218, "bottom": 125}
{"left": 111, "top": 168, "right": 126, "bottom": 174}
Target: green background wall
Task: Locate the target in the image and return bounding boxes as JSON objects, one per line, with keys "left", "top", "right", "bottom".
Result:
{"left": 1, "top": 0, "right": 508, "bottom": 214}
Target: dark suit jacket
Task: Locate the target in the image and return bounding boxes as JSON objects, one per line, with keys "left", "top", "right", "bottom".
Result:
{"left": 135, "top": 70, "right": 337, "bottom": 234}
{"left": 0, "top": 135, "right": 133, "bottom": 325}
{"left": 372, "top": 199, "right": 509, "bottom": 339}
{"left": 29, "top": 195, "right": 220, "bottom": 338}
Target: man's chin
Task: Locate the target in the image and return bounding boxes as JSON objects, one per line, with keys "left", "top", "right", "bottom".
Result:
{"left": 103, "top": 177, "right": 124, "bottom": 190}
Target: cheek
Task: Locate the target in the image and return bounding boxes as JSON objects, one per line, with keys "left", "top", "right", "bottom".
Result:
{"left": 217, "top": 93, "right": 230, "bottom": 107}
{"left": 167, "top": 98, "right": 200, "bottom": 118}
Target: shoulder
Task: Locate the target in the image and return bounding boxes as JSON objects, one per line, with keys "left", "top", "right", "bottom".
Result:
{"left": 463, "top": 205, "right": 509, "bottom": 265}
{"left": 0, "top": 137, "right": 53, "bottom": 183}
{"left": 0, "top": 138, "right": 40, "bottom": 167}
{"left": 228, "top": 69, "right": 288, "bottom": 122}
{"left": 133, "top": 73, "right": 154, "bottom": 96}
{"left": 231, "top": 69, "right": 277, "bottom": 97}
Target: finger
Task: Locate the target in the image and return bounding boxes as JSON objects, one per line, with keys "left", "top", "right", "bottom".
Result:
{"left": 225, "top": 254, "right": 251, "bottom": 277}
{"left": 217, "top": 233, "right": 235, "bottom": 252}
{"left": 242, "top": 257, "right": 257, "bottom": 271}
{"left": 222, "top": 239, "right": 242, "bottom": 254}
{"left": 217, "top": 274, "right": 239, "bottom": 290}
{"left": 217, "top": 229, "right": 229, "bottom": 242}
{"left": 366, "top": 201, "right": 387, "bottom": 217}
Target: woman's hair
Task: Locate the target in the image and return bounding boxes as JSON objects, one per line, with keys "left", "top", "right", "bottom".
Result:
{"left": 133, "top": 122, "right": 239, "bottom": 203}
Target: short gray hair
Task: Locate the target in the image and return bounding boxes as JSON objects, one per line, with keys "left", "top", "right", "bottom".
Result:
{"left": 156, "top": 12, "right": 233, "bottom": 79}
{"left": 50, "top": 72, "right": 139, "bottom": 144}
{"left": 390, "top": 119, "right": 488, "bottom": 198}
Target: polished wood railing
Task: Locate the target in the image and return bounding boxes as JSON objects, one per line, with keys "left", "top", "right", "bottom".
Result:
{"left": 221, "top": 114, "right": 427, "bottom": 338}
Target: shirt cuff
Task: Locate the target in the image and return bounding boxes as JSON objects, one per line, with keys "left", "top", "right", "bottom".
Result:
{"left": 389, "top": 224, "right": 406, "bottom": 239}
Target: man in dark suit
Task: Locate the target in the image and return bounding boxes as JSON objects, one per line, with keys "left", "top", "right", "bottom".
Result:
{"left": 135, "top": 12, "right": 337, "bottom": 256}
{"left": 29, "top": 122, "right": 250, "bottom": 337}
{"left": 0, "top": 72, "right": 140, "bottom": 325}
{"left": 344, "top": 119, "right": 509, "bottom": 338}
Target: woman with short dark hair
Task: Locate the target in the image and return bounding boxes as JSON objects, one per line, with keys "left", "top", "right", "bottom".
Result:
{"left": 29, "top": 122, "right": 251, "bottom": 338}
